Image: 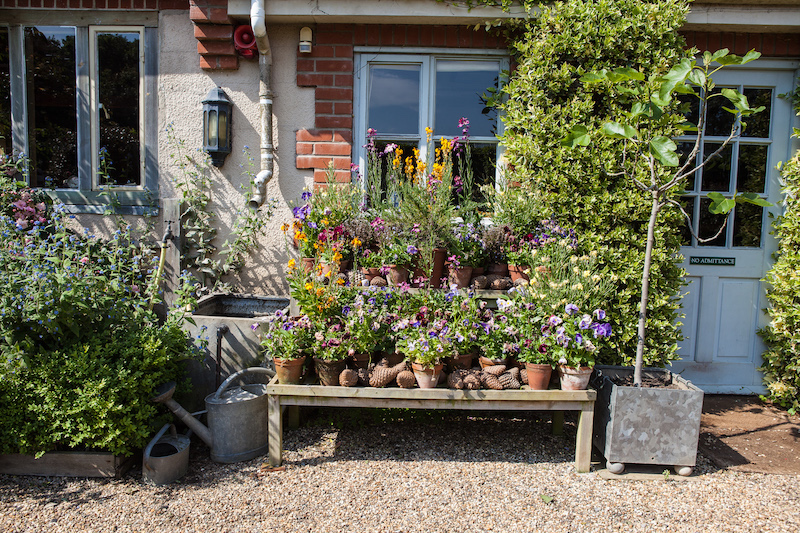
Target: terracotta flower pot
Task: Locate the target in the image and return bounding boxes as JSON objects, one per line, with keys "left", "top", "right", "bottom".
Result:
{"left": 525, "top": 363, "right": 552, "bottom": 390}
{"left": 301, "top": 257, "right": 315, "bottom": 273}
{"left": 508, "top": 264, "right": 529, "bottom": 283}
{"left": 411, "top": 362, "right": 443, "bottom": 389}
{"left": 386, "top": 265, "right": 409, "bottom": 286}
{"left": 558, "top": 365, "right": 593, "bottom": 390}
{"left": 314, "top": 357, "right": 347, "bottom": 386}
{"left": 349, "top": 352, "right": 371, "bottom": 369}
{"left": 274, "top": 355, "right": 306, "bottom": 385}
{"left": 430, "top": 248, "right": 447, "bottom": 288}
{"left": 449, "top": 352, "right": 475, "bottom": 371}
{"left": 472, "top": 266, "right": 485, "bottom": 276}
{"left": 361, "top": 267, "right": 381, "bottom": 283}
{"left": 447, "top": 264, "right": 473, "bottom": 289}
{"left": 487, "top": 263, "right": 509, "bottom": 277}
{"left": 479, "top": 355, "right": 508, "bottom": 369}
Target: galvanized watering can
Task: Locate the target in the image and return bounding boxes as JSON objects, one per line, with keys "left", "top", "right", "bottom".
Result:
{"left": 142, "top": 423, "right": 191, "bottom": 485}
{"left": 152, "top": 367, "right": 274, "bottom": 463}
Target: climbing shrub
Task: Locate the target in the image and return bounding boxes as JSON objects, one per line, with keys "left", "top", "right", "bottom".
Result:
{"left": 497, "top": 0, "right": 692, "bottom": 366}
{"left": 760, "top": 130, "right": 800, "bottom": 413}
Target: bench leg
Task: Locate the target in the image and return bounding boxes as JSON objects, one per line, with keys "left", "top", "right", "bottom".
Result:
{"left": 268, "top": 395, "right": 283, "bottom": 467}
{"left": 551, "top": 411, "right": 564, "bottom": 436}
{"left": 574, "top": 404, "right": 594, "bottom": 473}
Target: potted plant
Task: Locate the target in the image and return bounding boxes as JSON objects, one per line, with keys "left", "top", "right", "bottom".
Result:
{"left": 447, "top": 290, "right": 483, "bottom": 370}
{"left": 563, "top": 49, "right": 768, "bottom": 474}
{"left": 395, "top": 326, "right": 449, "bottom": 389}
{"left": 478, "top": 300, "right": 517, "bottom": 368}
{"left": 379, "top": 237, "right": 419, "bottom": 286}
{"left": 310, "top": 319, "right": 351, "bottom": 386}
{"left": 505, "top": 298, "right": 554, "bottom": 390}
{"left": 255, "top": 310, "right": 311, "bottom": 384}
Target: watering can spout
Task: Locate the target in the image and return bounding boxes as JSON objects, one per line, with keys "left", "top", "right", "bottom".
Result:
{"left": 151, "top": 381, "right": 214, "bottom": 448}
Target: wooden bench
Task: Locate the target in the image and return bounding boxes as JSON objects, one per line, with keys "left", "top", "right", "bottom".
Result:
{"left": 266, "top": 376, "right": 596, "bottom": 472}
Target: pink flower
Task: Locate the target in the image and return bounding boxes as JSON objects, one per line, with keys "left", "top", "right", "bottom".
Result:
{"left": 80, "top": 257, "right": 90, "bottom": 264}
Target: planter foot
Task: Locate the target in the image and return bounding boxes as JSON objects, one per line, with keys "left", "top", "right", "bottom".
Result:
{"left": 674, "top": 465, "right": 693, "bottom": 477}
{"left": 606, "top": 461, "right": 625, "bottom": 474}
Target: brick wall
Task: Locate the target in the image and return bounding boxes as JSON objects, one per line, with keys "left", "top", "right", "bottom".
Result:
{"left": 295, "top": 24, "right": 508, "bottom": 184}
{"left": 189, "top": 0, "right": 237, "bottom": 70}
{"left": 682, "top": 31, "right": 800, "bottom": 57}
{"left": 0, "top": 0, "right": 185, "bottom": 8}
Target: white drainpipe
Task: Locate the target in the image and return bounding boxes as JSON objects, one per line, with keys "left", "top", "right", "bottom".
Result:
{"left": 249, "top": 0, "right": 274, "bottom": 209}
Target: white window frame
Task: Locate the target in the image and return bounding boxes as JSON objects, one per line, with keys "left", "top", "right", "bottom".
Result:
{"left": 353, "top": 48, "right": 508, "bottom": 188}
{"left": 1, "top": 11, "right": 158, "bottom": 214}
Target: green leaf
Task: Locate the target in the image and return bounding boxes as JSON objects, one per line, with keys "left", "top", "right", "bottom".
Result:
{"left": 741, "top": 50, "right": 761, "bottom": 64}
{"left": 707, "top": 192, "right": 736, "bottom": 214}
{"left": 687, "top": 69, "right": 706, "bottom": 87}
{"left": 649, "top": 136, "right": 679, "bottom": 167}
{"left": 562, "top": 125, "right": 591, "bottom": 148}
{"left": 579, "top": 71, "right": 608, "bottom": 84}
{"left": 736, "top": 192, "right": 772, "bottom": 207}
{"left": 540, "top": 494, "right": 554, "bottom": 504}
{"left": 601, "top": 122, "right": 638, "bottom": 140}
{"left": 612, "top": 67, "right": 645, "bottom": 81}
{"left": 720, "top": 88, "right": 751, "bottom": 112}
{"left": 657, "top": 58, "right": 693, "bottom": 103}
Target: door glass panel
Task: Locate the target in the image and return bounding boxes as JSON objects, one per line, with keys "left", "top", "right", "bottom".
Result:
{"left": 679, "top": 197, "right": 694, "bottom": 246}
{"left": 25, "top": 26, "right": 78, "bottom": 189}
{"left": 741, "top": 88, "right": 771, "bottom": 138}
{"left": 732, "top": 203, "right": 763, "bottom": 248}
{"left": 698, "top": 197, "right": 727, "bottom": 247}
{"left": 96, "top": 31, "right": 141, "bottom": 187}
{"left": 0, "top": 28, "right": 10, "bottom": 156}
{"left": 701, "top": 143, "right": 732, "bottom": 192}
{"left": 736, "top": 144, "right": 767, "bottom": 194}
{"left": 705, "top": 88, "right": 736, "bottom": 137}
{"left": 368, "top": 65, "right": 420, "bottom": 135}
{"left": 677, "top": 141, "right": 696, "bottom": 190}
{"left": 435, "top": 60, "right": 499, "bottom": 138}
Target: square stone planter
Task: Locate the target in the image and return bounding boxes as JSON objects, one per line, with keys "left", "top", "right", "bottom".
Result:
{"left": 592, "top": 365, "right": 704, "bottom": 476}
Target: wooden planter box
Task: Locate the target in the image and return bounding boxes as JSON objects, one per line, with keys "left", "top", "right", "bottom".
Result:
{"left": 0, "top": 451, "right": 136, "bottom": 478}
{"left": 592, "top": 365, "right": 703, "bottom": 474}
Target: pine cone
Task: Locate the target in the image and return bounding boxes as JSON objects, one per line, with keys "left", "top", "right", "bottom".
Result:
{"left": 339, "top": 368, "right": 359, "bottom": 387}
{"left": 447, "top": 370, "right": 466, "bottom": 389}
{"left": 396, "top": 370, "right": 416, "bottom": 389}
{"left": 357, "top": 367, "right": 371, "bottom": 386}
{"left": 520, "top": 367, "right": 529, "bottom": 385}
{"left": 471, "top": 275, "right": 489, "bottom": 290}
{"left": 509, "top": 367, "right": 520, "bottom": 382}
{"left": 370, "top": 276, "right": 388, "bottom": 287}
{"left": 370, "top": 361, "right": 405, "bottom": 387}
{"left": 484, "top": 364, "right": 507, "bottom": 376}
{"left": 498, "top": 372, "right": 521, "bottom": 390}
{"left": 481, "top": 372, "right": 504, "bottom": 390}
{"left": 463, "top": 373, "right": 482, "bottom": 390}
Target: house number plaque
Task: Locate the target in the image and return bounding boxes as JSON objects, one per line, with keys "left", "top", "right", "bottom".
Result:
{"left": 689, "top": 256, "right": 735, "bottom": 266}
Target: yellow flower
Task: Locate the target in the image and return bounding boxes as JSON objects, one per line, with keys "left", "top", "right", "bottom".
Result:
{"left": 281, "top": 223, "right": 289, "bottom": 233}
{"left": 288, "top": 258, "right": 297, "bottom": 269}
{"left": 316, "top": 287, "right": 325, "bottom": 297}
{"left": 425, "top": 127, "right": 433, "bottom": 142}
{"left": 333, "top": 251, "right": 343, "bottom": 262}
{"left": 336, "top": 277, "right": 345, "bottom": 286}
{"left": 321, "top": 217, "right": 329, "bottom": 227}
{"left": 325, "top": 270, "right": 332, "bottom": 278}
{"left": 351, "top": 237, "right": 362, "bottom": 248}
{"left": 304, "top": 282, "right": 313, "bottom": 291}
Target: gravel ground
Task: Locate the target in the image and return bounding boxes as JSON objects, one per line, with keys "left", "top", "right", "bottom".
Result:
{"left": 1, "top": 410, "right": 798, "bottom": 533}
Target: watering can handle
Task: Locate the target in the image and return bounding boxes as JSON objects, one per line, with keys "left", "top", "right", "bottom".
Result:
{"left": 143, "top": 423, "right": 173, "bottom": 471}
{"left": 213, "top": 367, "right": 275, "bottom": 400}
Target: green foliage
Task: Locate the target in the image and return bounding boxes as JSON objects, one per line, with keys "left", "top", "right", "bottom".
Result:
{"left": 759, "top": 95, "right": 800, "bottom": 412}
{"left": 495, "top": 0, "right": 692, "bottom": 367}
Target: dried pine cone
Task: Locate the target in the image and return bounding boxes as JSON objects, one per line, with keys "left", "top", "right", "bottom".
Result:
{"left": 463, "top": 373, "right": 481, "bottom": 390}
{"left": 339, "top": 368, "right": 359, "bottom": 387}
{"left": 484, "top": 364, "right": 507, "bottom": 376}
{"left": 520, "top": 367, "right": 529, "bottom": 385}
{"left": 498, "top": 372, "right": 521, "bottom": 390}
{"left": 447, "top": 370, "right": 465, "bottom": 389}
{"left": 370, "top": 276, "right": 388, "bottom": 287}
{"left": 481, "top": 372, "right": 504, "bottom": 390}
{"left": 509, "top": 367, "right": 520, "bottom": 382}
{"left": 490, "top": 277, "right": 512, "bottom": 290}
{"left": 396, "top": 370, "right": 416, "bottom": 389}
{"left": 471, "top": 275, "right": 489, "bottom": 290}
{"left": 369, "top": 361, "right": 405, "bottom": 387}
{"left": 357, "top": 367, "right": 371, "bottom": 386}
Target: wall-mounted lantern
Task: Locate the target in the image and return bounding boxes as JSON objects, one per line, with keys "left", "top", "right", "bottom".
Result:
{"left": 299, "top": 27, "right": 312, "bottom": 53}
{"left": 202, "top": 87, "right": 232, "bottom": 167}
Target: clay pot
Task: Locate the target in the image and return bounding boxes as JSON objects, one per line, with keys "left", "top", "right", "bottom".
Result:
{"left": 479, "top": 355, "right": 508, "bottom": 369}
{"left": 386, "top": 265, "right": 410, "bottom": 286}
{"left": 558, "top": 365, "right": 593, "bottom": 390}
{"left": 361, "top": 267, "right": 381, "bottom": 283}
{"left": 349, "top": 352, "right": 371, "bottom": 370}
{"left": 449, "top": 352, "right": 475, "bottom": 371}
{"left": 273, "top": 355, "right": 306, "bottom": 385}
{"left": 314, "top": 357, "right": 348, "bottom": 386}
{"left": 487, "top": 263, "right": 509, "bottom": 277}
{"left": 447, "top": 264, "right": 473, "bottom": 289}
{"left": 472, "top": 266, "right": 485, "bottom": 276}
{"left": 508, "top": 264, "right": 530, "bottom": 283}
{"left": 301, "top": 257, "right": 315, "bottom": 273}
{"left": 381, "top": 351, "right": 405, "bottom": 367}
{"left": 430, "top": 248, "right": 447, "bottom": 288}
{"left": 411, "top": 362, "right": 444, "bottom": 389}
{"left": 525, "top": 363, "right": 553, "bottom": 390}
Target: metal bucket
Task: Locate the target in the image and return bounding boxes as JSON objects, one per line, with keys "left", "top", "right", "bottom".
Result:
{"left": 143, "top": 424, "right": 191, "bottom": 485}
{"left": 205, "top": 367, "right": 271, "bottom": 463}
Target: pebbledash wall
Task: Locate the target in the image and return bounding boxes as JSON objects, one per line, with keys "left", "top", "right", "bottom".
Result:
{"left": 1, "top": 1, "right": 799, "bottom": 296}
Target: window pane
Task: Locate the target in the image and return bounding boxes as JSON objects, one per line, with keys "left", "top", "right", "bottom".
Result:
{"left": 701, "top": 142, "right": 732, "bottom": 192}
{"left": 705, "top": 88, "right": 736, "bottom": 137}
{"left": 736, "top": 144, "right": 767, "bottom": 194}
{"left": 677, "top": 141, "right": 696, "bottom": 190}
{"left": 741, "top": 88, "right": 771, "bottom": 138}
{"left": 698, "top": 197, "right": 727, "bottom": 247}
{"left": 97, "top": 32, "right": 141, "bottom": 187}
{"left": 0, "top": 28, "right": 10, "bottom": 156}
{"left": 733, "top": 203, "right": 763, "bottom": 248}
{"left": 679, "top": 196, "right": 694, "bottom": 246}
{"left": 435, "top": 60, "right": 498, "bottom": 138}
{"left": 368, "top": 65, "right": 420, "bottom": 135}
{"left": 25, "top": 26, "right": 77, "bottom": 189}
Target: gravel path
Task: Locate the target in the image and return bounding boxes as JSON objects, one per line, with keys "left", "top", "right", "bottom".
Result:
{"left": 1, "top": 411, "right": 798, "bottom": 532}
